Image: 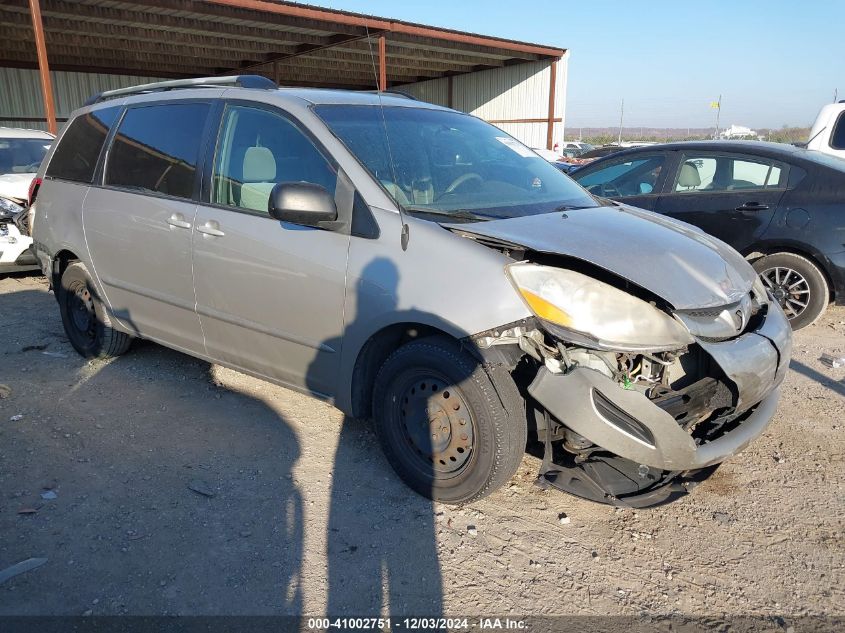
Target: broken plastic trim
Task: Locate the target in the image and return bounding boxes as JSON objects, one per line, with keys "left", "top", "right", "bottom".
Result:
{"left": 592, "top": 389, "right": 656, "bottom": 447}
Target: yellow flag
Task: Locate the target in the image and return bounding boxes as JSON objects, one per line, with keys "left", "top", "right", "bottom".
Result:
{"left": 710, "top": 101, "right": 721, "bottom": 109}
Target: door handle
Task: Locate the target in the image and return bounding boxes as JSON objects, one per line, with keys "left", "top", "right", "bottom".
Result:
{"left": 735, "top": 202, "right": 770, "bottom": 212}
{"left": 197, "top": 221, "right": 225, "bottom": 237}
{"left": 166, "top": 213, "right": 192, "bottom": 229}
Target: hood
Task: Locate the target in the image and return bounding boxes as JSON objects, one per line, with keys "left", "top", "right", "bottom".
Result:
{"left": 448, "top": 205, "right": 757, "bottom": 310}
{"left": 0, "top": 173, "right": 35, "bottom": 204}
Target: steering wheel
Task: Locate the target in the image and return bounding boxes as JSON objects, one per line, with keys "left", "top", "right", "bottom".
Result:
{"left": 588, "top": 182, "right": 622, "bottom": 197}
{"left": 443, "top": 173, "right": 483, "bottom": 195}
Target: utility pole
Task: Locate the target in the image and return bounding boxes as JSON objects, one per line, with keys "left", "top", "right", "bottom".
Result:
{"left": 835, "top": 88, "right": 839, "bottom": 103}
{"left": 617, "top": 98, "right": 624, "bottom": 145}
{"left": 714, "top": 94, "right": 722, "bottom": 139}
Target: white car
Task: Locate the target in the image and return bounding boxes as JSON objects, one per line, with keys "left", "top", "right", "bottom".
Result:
{"left": 806, "top": 101, "right": 845, "bottom": 160}
{"left": 0, "top": 127, "right": 53, "bottom": 273}
{"left": 560, "top": 141, "right": 594, "bottom": 152}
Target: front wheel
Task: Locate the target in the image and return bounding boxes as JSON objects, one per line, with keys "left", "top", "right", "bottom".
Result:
{"left": 753, "top": 252, "right": 829, "bottom": 330}
{"left": 372, "top": 337, "right": 527, "bottom": 504}
{"left": 58, "top": 261, "right": 132, "bottom": 358}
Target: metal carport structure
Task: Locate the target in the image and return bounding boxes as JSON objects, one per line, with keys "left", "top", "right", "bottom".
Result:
{"left": 0, "top": 0, "right": 568, "bottom": 149}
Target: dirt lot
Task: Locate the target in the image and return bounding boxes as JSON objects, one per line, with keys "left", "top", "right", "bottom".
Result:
{"left": 0, "top": 272, "right": 843, "bottom": 619}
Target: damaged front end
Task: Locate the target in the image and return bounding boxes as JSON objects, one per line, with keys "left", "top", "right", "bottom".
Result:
{"left": 473, "top": 260, "right": 792, "bottom": 508}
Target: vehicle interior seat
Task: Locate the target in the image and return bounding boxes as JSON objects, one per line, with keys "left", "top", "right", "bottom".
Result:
{"left": 727, "top": 179, "right": 757, "bottom": 190}
{"left": 677, "top": 162, "right": 701, "bottom": 189}
{"left": 380, "top": 180, "right": 411, "bottom": 206}
{"left": 240, "top": 146, "right": 277, "bottom": 212}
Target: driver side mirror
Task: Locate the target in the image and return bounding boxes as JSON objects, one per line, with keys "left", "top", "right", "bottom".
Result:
{"left": 268, "top": 182, "right": 337, "bottom": 227}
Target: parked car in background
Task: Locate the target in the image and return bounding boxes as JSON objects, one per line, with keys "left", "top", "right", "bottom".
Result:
{"left": 572, "top": 141, "right": 845, "bottom": 328}
{"left": 560, "top": 141, "right": 594, "bottom": 152}
{"left": 806, "top": 101, "right": 845, "bottom": 160}
{"left": 0, "top": 127, "right": 53, "bottom": 273}
{"left": 532, "top": 146, "right": 586, "bottom": 162}
{"left": 551, "top": 158, "right": 580, "bottom": 174}
{"left": 0, "top": 127, "right": 53, "bottom": 201}
{"left": 537, "top": 147, "right": 586, "bottom": 174}
{"left": 563, "top": 144, "right": 628, "bottom": 169}
{"left": 32, "top": 77, "right": 791, "bottom": 507}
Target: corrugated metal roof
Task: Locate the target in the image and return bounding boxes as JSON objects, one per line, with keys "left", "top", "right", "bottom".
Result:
{"left": 0, "top": 0, "right": 565, "bottom": 89}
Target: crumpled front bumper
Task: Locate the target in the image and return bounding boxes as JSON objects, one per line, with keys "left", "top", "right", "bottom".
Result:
{"left": 528, "top": 303, "right": 793, "bottom": 471}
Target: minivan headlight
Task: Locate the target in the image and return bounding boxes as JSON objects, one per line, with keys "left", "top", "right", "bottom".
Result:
{"left": 505, "top": 262, "right": 694, "bottom": 351}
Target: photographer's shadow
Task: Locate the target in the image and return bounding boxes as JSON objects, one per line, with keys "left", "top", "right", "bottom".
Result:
{"left": 308, "top": 258, "right": 444, "bottom": 617}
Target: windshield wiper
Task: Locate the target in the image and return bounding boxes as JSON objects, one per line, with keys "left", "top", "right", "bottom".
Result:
{"left": 554, "top": 203, "right": 600, "bottom": 211}
{"left": 401, "top": 206, "right": 490, "bottom": 222}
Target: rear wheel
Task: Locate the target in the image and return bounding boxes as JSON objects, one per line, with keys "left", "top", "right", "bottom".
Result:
{"left": 373, "top": 336, "right": 527, "bottom": 504}
{"left": 58, "top": 262, "right": 132, "bottom": 358}
{"left": 753, "top": 252, "right": 829, "bottom": 330}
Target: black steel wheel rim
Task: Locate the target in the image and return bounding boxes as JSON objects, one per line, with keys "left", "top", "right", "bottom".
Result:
{"left": 68, "top": 280, "right": 96, "bottom": 343}
{"left": 759, "top": 267, "right": 810, "bottom": 319}
{"left": 394, "top": 372, "right": 476, "bottom": 478}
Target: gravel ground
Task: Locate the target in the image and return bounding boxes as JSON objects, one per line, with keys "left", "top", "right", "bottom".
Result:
{"left": 0, "top": 272, "right": 843, "bottom": 619}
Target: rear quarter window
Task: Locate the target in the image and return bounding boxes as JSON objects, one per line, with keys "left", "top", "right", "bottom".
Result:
{"left": 45, "top": 107, "right": 120, "bottom": 183}
{"left": 831, "top": 111, "right": 845, "bottom": 150}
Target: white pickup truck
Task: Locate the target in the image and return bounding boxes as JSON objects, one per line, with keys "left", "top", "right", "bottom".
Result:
{"left": 806, "top": 102, "right": 845, "bottom": 159}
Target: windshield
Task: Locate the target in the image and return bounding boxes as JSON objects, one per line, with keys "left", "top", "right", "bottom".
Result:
{"left": 314, "top": 105, "right": 598, "bottom": 221}
{"left": 0, "top": 137, "right": 51, "bottom": 175}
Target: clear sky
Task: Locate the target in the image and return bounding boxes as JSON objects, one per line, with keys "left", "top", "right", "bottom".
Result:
{"left": 309, "top": 0, "right": 842, "bottom": 130}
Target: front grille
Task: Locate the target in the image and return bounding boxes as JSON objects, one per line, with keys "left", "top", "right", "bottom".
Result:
{"left": 678, "top": 292, "right": 758, "bottom": 342}
{"left": 685, "top": 307, "right": 724, "bottom": 318}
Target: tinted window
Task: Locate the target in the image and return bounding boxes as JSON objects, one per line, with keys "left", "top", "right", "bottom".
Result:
{"left": 106, "top": 103, "right": 209, "bottom": 200}
{"left": 831, "top": 112, "right": 845, "bottom": 150}
{"left": 46, "top": 107, "right": 119, "bottom": 183}
{"left": 212, "top": 105, "right": 337, "bottom": 214}
{"left": 674, "top": 155, "right": 783, "bottom": 192}
{"left": 576, "top": 156, "right": 665, "bottom": 196}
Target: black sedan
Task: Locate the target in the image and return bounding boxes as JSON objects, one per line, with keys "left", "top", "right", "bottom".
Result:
{"left": 571, "top": 141, "right": 845, "bottom": 329}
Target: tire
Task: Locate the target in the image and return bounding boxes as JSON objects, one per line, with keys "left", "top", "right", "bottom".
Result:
{"left": 372, "top": 336, "right": 527, "bottom": 504}
{"left": 753, "top": 252, "right": 829, "bottom": 330}
{"left": 58, "top": 261, "right": 132, "bottom": 359}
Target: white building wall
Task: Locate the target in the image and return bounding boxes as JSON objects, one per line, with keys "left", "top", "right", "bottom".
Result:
{"left": 1, "top": 59, "right": 569, "bottom": 148}
{"left": 402, "top": 57, "right": 568, "bottom": 150}
{"left": 0, "top": 67, "right": 166, "bottom": 131}
{"left": 399, "top": 76, "right": 449, "bottom": 107}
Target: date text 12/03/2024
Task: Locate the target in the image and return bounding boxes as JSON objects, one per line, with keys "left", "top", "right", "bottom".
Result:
{"left": 306, "top": 618, "right": 526, "bottom": 630}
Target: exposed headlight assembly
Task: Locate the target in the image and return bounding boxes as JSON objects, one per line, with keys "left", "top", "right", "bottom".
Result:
{"left": 506, "top": 262, "right": 694, "bottom": 352}
{"left": 0, "top": 197, "right": 25, "bottom": 220}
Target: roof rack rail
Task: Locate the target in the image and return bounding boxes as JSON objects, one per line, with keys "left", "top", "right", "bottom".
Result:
{"left": 84, "top": 75, "right": 277, "bottom": 106}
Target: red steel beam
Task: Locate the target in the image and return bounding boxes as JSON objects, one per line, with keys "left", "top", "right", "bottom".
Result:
{"left": 378, "top": 34, "right": 386, "bottom": 91}
{"left": 27, "top": 0, "right": 56, "bottom": 134}
{"left": 488, "top": 117, "right": 563, "bottom": 125}
{"left": 546, "top": 59, "right": 557, "bottom": 150}
{"left": 204, "top": 0, "right": 566, "bottom": 58}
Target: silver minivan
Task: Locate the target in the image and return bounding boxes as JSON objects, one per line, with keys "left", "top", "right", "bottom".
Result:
{"left": 31, "top": 76, "right": 792, "bottom": 506}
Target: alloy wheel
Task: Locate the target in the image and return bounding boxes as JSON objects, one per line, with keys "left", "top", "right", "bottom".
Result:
{"left": 759, "top": 267, "right": 810, "bottom": 319}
